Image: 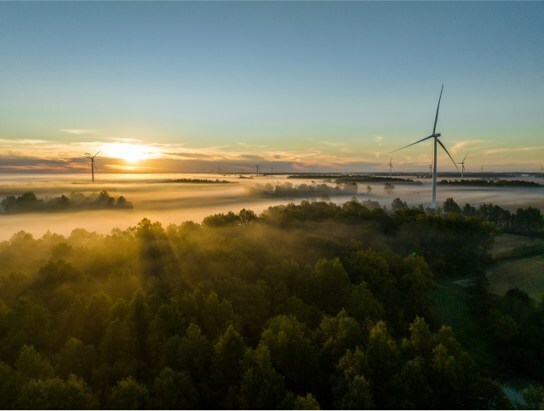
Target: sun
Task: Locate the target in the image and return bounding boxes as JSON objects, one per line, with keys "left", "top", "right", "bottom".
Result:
{"left": 102, "top": 143, "right": 161, "bottom": 164}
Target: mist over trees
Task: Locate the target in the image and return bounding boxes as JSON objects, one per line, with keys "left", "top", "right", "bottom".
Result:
{"left": 245, "top": 182, "right": 358, "bottom": 198}
{"left": 1, "top": 197, "right": 541, "bottom": 408}
{"left": 0, "top": 191, "right": 132, "bottom": 214}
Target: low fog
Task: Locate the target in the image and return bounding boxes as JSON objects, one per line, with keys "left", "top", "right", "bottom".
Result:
{"left": 0, "top": 173, "right": 543, "bottom": 240}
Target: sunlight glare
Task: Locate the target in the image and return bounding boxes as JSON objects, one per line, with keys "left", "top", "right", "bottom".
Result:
{"left": 102, "top": 143, "right": 161, "bottom": 163}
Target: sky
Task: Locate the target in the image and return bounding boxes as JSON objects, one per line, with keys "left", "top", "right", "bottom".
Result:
{"left": 0, "top": 1, "right": 543, "bottom": 173}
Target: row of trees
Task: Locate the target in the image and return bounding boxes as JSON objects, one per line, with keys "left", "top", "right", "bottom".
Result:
{"left": 1, "top": 191, "right": 132, "bottom": 214}
{"left": 245, "top": 182, "right": 358, "bottom": 198}
{"left": 0, "top": 198, "right": 521, "bottom": 408}
{"left": 439, "top": 179, "right": 542, "bottom": 187}
{"left": 441, "top": 198, "right": 544, "bottom": 236}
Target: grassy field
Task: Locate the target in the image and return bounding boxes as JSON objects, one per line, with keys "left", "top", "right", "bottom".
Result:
{"left": 491, "top": 233, "right": 544, "bottom": 258}
{"left": 487, "top": 233, "right": 544, "bottom": 300}
{"left": 487, "top": 255, "right": 544, "bottom": 300}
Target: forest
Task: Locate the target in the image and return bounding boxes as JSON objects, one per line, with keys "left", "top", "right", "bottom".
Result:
{"left": 0, "top": 198, "right": 543, "bottom": 409}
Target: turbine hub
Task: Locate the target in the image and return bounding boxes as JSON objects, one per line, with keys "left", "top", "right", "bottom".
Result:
{"left": 434, "top": 133, "right": 441, "bottom": 137}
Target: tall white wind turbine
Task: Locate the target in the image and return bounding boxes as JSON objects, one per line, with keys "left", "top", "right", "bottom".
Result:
{"left": 458, "top": 152, "right": 469, "bottom": 178}
{"left": 392, "top": 85, "right": 458, "bottom": 208}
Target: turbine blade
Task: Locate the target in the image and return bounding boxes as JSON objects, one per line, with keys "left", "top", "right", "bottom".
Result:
{"left": 432, "top": 85, "right": 444, "bottom": 135}
{"left": 391, "top": 135, "right": 434, "bottom": 153}
{"left": 92, "top": 150, "right": 102, "bottom": 158}
{"left": 462, "top": 151, "right": 469, "bottom": 162}
{"left": 437, "top": 138, "right": 459, "bottom": 171}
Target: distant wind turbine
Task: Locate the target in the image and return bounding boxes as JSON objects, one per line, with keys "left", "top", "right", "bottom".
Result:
{"left": 255, "top": 164, "right": 260, "bottom": 175}
{"left": 458, "top": 152, "right": 469, "bottom": 178}
{"left": 392, "top": 85, "right": 458, "bottom": 208}
{"left": 84, "top": 150, "right": 101, "bottom": 183}
{"left": 540, "top": 164, "right": 543, "bottom": 178}
{"left": 388, "top": 156, "right": 393, "bottom": 176}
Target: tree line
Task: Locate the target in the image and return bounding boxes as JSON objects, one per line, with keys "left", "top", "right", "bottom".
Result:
{"left": 0, "top": 191, "right": 132, "bottom": 214}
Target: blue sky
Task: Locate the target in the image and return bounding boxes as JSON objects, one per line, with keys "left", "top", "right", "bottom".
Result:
{"left": 0, "top": 1, "right": 543, "bottom": 172}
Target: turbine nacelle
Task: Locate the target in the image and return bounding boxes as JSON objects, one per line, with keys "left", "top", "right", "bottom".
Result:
{"left": 433, "top": 133, "right": 441, "bottom": 137}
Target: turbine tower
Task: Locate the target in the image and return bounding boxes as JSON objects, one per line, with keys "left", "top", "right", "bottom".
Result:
{"left": 84, "top": 150, "right": 101, "bottom": 183}
{"left": 458, "top": 152, "right": 469, "bottom": 178}
{"left": 388, "top": 156, "right": 393, "bottom": 177}
{"left": 392, "top": 85, "right": 458, "bottom": 208}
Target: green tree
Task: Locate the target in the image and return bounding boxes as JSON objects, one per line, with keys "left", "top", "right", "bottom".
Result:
{"left": 108, "top": 377, "right": 150, "bottom": 409}
{"left": 151, "top": 367, "right": 198, "bottom": 409}
{"left": 319, "top": 309, "right": 364, "bottom": 362}
{"left": 524, "top": 385, "right": 544, "bottom": 409}
{"left": 15, "top": 345, "right": 55, "bottom": 380}
{"left": 97, "top": 318, "right": 136, "bottom": 389}
{"left": 334, "top": 348, "right": 373, "bottom": 408}
{"left": 512, "top": 206, "right": 544, "bottom": 234}
{"left": 280, "top": 392, "right": 321, "bottom": 410}
{"left": 364, "top": 321, "right": 400, "bottom": 406}
{"left": 213, "top": 325, "right": 247, "bottom": 385}
{"left": 391, "top": 357, "right": 433, "bottom": 409}
{"left": 260, "top": 315, "right": 320, "bottom": 394}
{"left": 1, "top": 297, "right": 53, "bottom": 359}
{"left": 443, "top": 198, "right": 462, "bottom": 214}
{"left": 340, "top": 375, "right": 374, "bottom": 410}
{"left": 238, "top": 344, "right": 286, "bottom": 409}
{"left": 345, "top": 282, "right": 384, "bottom": 323}
{"left": 17, "top": 375, "right": 98, "bottom": 409}
{"left": 391, "top": 198, "right": 408, "bottom": 211}
{"left": 0, "top": 361, "right": 21, "bottom": 409}
{"left": 401, "top": 317, "right": 433, "bottom": 358}
{"left": 128, "top": 291, "right": 153, "bottom": 380}
{"left": 53, "top": 337, "right": 97, "bottom": 383}
{"left": 303, "top": 258, "right": 351, "bottom": 314}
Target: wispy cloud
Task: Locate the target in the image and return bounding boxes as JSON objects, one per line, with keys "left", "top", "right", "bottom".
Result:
{"left": 61, "top": 129, "right": 98, "bottom": 135}
{"left": 484, "top": 146, "right": 544, "bottom": 156}
{"left": 449, "top": 139, "right": 487, "bottom": 154}
{"left": 109, "top": 137, "right": 141, "bottom": 143}
{"left": 320, "top": 141, "right": 347, "bottom": 148}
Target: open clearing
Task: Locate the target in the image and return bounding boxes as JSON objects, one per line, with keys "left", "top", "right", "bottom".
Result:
{"left": 491, "top": 233, "right": 544, "bottom": 258}
{"left": 487, "top": 255, "right": 544, "bottom": 300}
{"left": 487, "top": 233, "right": 544, "bottom": 299}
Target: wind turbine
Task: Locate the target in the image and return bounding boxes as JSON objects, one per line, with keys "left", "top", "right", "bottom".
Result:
{"left": 255, "top": 164, "right": 260, "bottom": 175}
{"left": 392, "top": 85, "right": 458, "bottom": 208}
{"left": 388, "top": 156, "right": 393, "bottom": 177}
{"left": 84, "top": 150, "right": 101, "bottom": 183}
{"left": 458, "top": 152, "right": 469, "bottom": 178}
{"left": 540, "top": 164, "right": 543, "bottom": 178}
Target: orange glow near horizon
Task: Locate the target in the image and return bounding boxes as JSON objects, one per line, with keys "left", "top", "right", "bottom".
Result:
{"left": 101, "top": 143, "right": 162, "bottom": 164}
